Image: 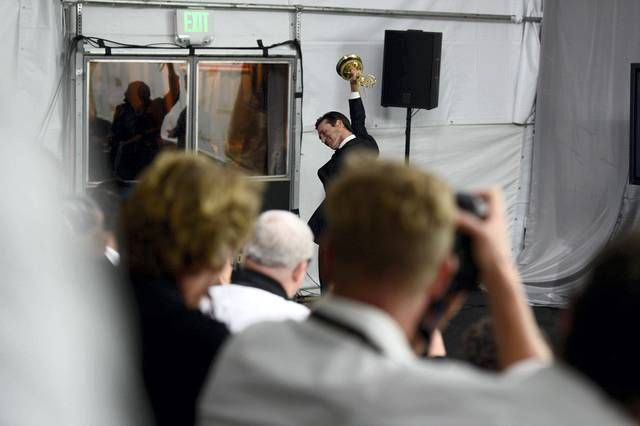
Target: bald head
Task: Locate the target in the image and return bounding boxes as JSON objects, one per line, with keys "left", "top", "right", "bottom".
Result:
{"left": 244, "top": 210, "right": 314, "bottom": 270}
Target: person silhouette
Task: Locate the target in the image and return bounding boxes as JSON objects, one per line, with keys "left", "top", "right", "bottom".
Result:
{"left": 111, "top": 63, "right": 180, "bottom": 180}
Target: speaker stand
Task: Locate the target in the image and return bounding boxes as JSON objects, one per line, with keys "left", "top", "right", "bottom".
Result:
{"left": 405, "top": 107, "right": 412, "bottom": 164}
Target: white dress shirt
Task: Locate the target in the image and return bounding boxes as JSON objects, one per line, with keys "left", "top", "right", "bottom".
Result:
{"left": 104, "top": 246, "right": 120, "bottom": 266}
{"left": 160, "top": 93, "right": 187, "bottom": 143}
{"left": 206, "top": 284, "right": 309, "bottom": 333}
{"left": 197, "top": 295, "right": 631, "bottom": 425}
{"left": 337, "top": 133, "right": 356, "bottom": 150}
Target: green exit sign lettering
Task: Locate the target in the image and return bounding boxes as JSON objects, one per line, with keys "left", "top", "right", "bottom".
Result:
{"left": 176, "top": 9, "right": 213, "bottom": 46}
{"left": 184, "top": 11, "right": 209, "bottom": 33}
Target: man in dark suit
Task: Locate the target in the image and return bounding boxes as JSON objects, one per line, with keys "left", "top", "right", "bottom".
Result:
{"left": 308, "top": 70, "right": 379, "bottom": 292}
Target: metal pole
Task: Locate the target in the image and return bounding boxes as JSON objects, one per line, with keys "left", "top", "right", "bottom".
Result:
{"left": 60, "top": 0, "right": 542, "bottom": 24}
{"left": 405, "top": 107, "right": 412, "bottom": 164}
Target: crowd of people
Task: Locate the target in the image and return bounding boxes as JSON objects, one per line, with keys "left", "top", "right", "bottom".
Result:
{"left": 53, "top": 71, "right": 640, "bottom": 426}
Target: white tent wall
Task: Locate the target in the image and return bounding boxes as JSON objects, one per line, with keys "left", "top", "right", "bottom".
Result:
{"left": 18, "top": 1, "right": 542, "bottom": 292}
{"left": 519, "top": 0, "right": 640, "bottom": 305}
{"left": 0, "top": 1, "right": 66, "bottom": 155}
{"left": 294, "top": 2, "right": 541, "bottom": 290}
{"left": 0, "top": 2, "right": 150, "bottom": 424}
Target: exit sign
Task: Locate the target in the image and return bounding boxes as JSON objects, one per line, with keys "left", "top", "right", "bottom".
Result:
{"left": 176, "top": 9, "right": 213, "bottom": 46}
{"left": 183, "top": 10, "right": 209, "bottom": 33}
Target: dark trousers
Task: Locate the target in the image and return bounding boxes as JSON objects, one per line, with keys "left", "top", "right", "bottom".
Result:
{"left": 318, "top": 243, "right": 330, "bottom": 294}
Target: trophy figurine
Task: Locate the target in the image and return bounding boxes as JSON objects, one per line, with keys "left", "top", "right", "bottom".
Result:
{"left": 336, "top": 54, "right": 377, "bottom": 87}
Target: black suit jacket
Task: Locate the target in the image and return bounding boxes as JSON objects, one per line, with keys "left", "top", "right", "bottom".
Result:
{"left": 308, "top": 97, "right": 379, "bottom": 243}
{"left": 131, "top": 275, "right": 229, "bottom": 426}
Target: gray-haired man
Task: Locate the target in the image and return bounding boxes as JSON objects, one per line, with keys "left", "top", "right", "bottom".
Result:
{"left": 206, "top": 210, "right": 313, "bottom": 333}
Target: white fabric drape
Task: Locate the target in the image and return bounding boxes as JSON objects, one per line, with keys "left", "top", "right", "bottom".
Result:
{"left": 0, "top": 0, "right": 65, "bottom": 154}
{"left": 518, "top": 0, "right": 640, "bottom": 305}
{"left": 75, "top": 0, "right": 546, "bottom": 296}
{"left": 512, "top": 0, "right": 541, "bottom": 124}
{"left": 18, "top": 1, "right": 553, "bottom": 300}
{"left": 0, "top": 2, "right": 150, "bottom": 424}
{"left": 298, "top": 0, "right": 542, "bottom": 290}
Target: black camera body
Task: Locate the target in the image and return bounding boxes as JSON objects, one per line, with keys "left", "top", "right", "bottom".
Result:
{"left": 417, "top": 193, "right": 488, "bottom": 350}
{"left": 447, "top": 193, "right": 488, "bottom": 294}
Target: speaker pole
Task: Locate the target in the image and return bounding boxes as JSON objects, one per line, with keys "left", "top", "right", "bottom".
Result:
{"left": 405, "top": 107, "right": 412, "bottom": 164}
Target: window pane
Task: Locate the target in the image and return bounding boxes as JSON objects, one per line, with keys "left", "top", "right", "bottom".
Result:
{"left": 87, "top": 60, "right": 189, "bottom": 183}
{"left": 197, "top": 62, "right": 290, "bottom": 176}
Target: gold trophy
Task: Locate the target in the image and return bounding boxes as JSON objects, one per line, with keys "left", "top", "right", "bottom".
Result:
{"left": 336, "top": 54, "right": 377, "bottom": 87}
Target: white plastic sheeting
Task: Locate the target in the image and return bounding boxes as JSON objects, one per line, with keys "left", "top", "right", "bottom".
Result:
{"left": 0, "top": 147, "right": 151, "bottom": 426}
{"left": 519, "top": 0, "right": 640, "bottom": 305}
{"left": 299, "top": 13, "right": 533, "bottom": 127}
{"left": 0, "top": 0, "right": 66, "bottom": 155}
{"left": 67, "top": 0, "right": 543, "bottom": 293}
{"left": 512, "top": 0, "right": 540, "bottom": 124}
{"left": 300, "top": 122, "right": 533, "bottom": 290}
{"left": 0, "top": 2, "right": 149, "bottom": 425}
{"left": 296, "top": 1, "right": 541, "bottom": 290}
{"left": 300, "top": 123, "right": 529, "bottom": 242}
{"left": 15, "top": 2, "right": 544, "bottom": 292}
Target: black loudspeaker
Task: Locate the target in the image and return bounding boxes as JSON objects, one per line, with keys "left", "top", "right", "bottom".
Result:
{"left": 381, "top": 30, "right": 442, "bottom": 110}
{"left": 630, "top": 63, "right": 640, "bottom": 184}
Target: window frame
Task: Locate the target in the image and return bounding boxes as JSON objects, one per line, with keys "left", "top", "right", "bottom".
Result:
{"left": 80, "top": 53, "right": 297, "bottom": 189}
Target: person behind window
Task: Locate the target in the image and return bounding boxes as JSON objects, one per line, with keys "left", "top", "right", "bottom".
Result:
{"left": 88, "top": 186, "right": 123, "bottom": 265}
{"left": 111, "top": 63, "right": 180, "bottom": 180}
{"left": 161, "top": 67, "right": 188, "bottom": 149}
{"left": 62, "top": 195, "right": 113, "bottom": 262}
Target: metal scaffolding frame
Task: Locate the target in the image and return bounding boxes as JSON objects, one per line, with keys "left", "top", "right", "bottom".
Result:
{"left": 60, "top": 0, "right": 542, "bottom": 24}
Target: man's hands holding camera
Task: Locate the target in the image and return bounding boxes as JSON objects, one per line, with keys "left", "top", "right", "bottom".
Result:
{"left": 456, "top": 188, "right": 517, "bottom": 291}
{"left": 455, "top": 188, "right": 552, "bottom": 367}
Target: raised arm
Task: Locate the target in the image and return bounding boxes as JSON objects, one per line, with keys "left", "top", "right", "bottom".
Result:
{"left": 347, "top": 69, "right": 369, "bottom": 139}
{"left": 457, "top": 189, "right": 552, "bottom": 368}
{"left": 163, "top": 63, "right": 181, "bottom": 111}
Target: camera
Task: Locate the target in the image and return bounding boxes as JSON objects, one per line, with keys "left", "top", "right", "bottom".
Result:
{"left": 417, "top": 193, "right": 488, "bottom": 351}
{"left": 447, "top": 193, "right": 488, "bottom": 294}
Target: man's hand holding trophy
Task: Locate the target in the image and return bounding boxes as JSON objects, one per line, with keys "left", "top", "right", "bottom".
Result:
{"left": 335, "top": 54, "right": 376, "bottom": 88}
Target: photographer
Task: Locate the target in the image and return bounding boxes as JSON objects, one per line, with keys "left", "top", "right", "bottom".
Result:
{"left": 431, "top": 188, "right": 551, "bottom": 367}
{"left": 197, "top": 156, "right": 556, "bottom": 425}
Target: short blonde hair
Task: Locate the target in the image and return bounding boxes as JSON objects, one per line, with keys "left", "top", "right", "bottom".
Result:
{"left": 122, "top": 152, "right": 262, "bottom": 279}
{"left": 325, "top": 155, "right": 455, "bottom": 292}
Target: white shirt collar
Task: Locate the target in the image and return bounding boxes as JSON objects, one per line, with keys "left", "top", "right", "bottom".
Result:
{"left": 313, "top": 295, "right": 415, "bottom": 362}
{"left": 338, "top": 134, "right": 356, "bottom": 150}
{"left": 104, "top": 246, "right": 120, "bottom": 266}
